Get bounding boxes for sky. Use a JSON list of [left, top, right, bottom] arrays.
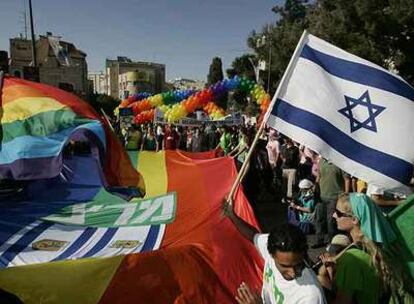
[[0, 0, 280, 81]]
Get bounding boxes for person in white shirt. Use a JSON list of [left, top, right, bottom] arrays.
[[223, 201, 326, 304], [366, 184, 405, 207]]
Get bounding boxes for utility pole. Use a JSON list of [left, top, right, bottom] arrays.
[[28, 0, 37, 67], [267, 42, 271, 93], [23, 0, 28, 39], [247, 57, 260, 84]]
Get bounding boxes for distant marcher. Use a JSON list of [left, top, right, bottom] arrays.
[[126, 125, 142, 150], [266, 129, 282, 192], [218, 126, 232, 155], [163, 124, 179, 150], [191, 128, 203, 152], [177, 126, 187, 150], [280, 138, 300, 199], [206, 125, 220, 150], [313, 159, 350, 248], [141, 127, 158, 151], [156, 124, 164, 150], [228, 129, 249, 170]]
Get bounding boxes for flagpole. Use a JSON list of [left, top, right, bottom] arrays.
[[0, 71, 4, 88], [227, 30, 309, 204], [100, 108, 115, 133], [0, 71, 4, 98], [0, 71, 4, 146]]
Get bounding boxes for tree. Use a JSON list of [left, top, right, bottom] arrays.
[[272, 0, 308, 24], [247, 0, 309, 94], [226, 54, 256, 81], [232, 89, 249, 110], [207, 57, 224, 85], [207, 57, 227, 109], [245, 100, 259, 117], [243, 0, 414, 95], [306, 0, 414, 84], [87, 93, 120, 118]]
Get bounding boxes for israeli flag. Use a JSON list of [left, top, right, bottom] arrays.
[[266, 31, 414, 193]]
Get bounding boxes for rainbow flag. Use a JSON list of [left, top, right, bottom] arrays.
[[0, 76, 144, 191], [0, 150, 263, 303]]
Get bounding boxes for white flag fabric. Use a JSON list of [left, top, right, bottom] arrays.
[[47, 36, 70, 67], [267, 32, 414, 193]]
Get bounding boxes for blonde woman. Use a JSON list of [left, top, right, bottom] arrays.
[[325, 193, 408, 304]]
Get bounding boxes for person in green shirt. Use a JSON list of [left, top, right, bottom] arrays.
[[228, 128, 249, 170], [217, 126, 232, 155], [320, 193, 405, 303], [313, 159, 351, 248], [126, 125, 142, 150]]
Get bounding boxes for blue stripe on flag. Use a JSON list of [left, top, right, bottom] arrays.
[[272, 99, 413, 184], [82, 228, 118, 258], [300, 44, 414, 102], [0, 121, 105, 165], [0, 221, 54, 267], [140, 225, 160, 252], [52, 227, 97, 261]]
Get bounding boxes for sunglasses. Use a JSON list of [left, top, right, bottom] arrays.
[[334, 208, 353, 218]]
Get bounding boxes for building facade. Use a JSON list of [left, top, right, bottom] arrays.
[[106, 57, 165, 99], [88, 71, 107, 94], [9, 33, 88, 96], [169, 77, 205, 91]]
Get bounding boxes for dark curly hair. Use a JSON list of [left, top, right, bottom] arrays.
[[267, 224, 308, 255]]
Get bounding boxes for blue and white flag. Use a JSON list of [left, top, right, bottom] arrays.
[[267, 31, 414, 193]]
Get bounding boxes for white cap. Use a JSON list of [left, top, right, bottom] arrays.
[[298, 179, 313, 189], [331, 234, 351, 247]]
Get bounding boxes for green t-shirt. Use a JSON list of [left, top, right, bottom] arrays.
[[219, 133, 231, 154], [126, 131, 141, 150], [299, 196, 315, 222], [336, 248, 380, 304], [319, 159, 345, 200], [236, 137, 248, 163]]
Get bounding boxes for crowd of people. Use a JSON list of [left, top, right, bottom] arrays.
[[118, 120, 413, 304], [121, 122, 256, 161], [226, 127, 412, 303]]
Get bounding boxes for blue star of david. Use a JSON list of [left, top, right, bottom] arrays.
[[338, 90, 386, 133]]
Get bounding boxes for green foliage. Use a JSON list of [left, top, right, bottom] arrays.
[[87, 93, 120, 118], [226, 54, 256, 81], [216, 92, 229, 111], [272, 0, 308, 24], [207, 57, 226, 109], [232, 89, 249, 108], [245, 100, 259, 116], [207, 57, 224, 86], [241, 0, 414, 94]]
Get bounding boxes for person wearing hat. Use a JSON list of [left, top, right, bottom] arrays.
[[325, 234, 351, 255], [288, 179, 317, 234], [319, 193, 412, 303], [314, 234, 352, 302], [315, 235, 351, 287]]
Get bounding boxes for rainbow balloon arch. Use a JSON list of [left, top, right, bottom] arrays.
[[118, 76, 271, 124]]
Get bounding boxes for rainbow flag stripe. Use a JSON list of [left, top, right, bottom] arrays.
[[0, 76, 143, 191], [0, 151, 263, 303]]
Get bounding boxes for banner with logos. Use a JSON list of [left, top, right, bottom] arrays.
[[154, 109, 242, 127]]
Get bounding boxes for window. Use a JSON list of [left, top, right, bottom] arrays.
[[58, 82, 74, 92]]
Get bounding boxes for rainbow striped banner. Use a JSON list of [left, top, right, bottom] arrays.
[[0, 151, 263, 303], [0, 76, 144, 191]]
